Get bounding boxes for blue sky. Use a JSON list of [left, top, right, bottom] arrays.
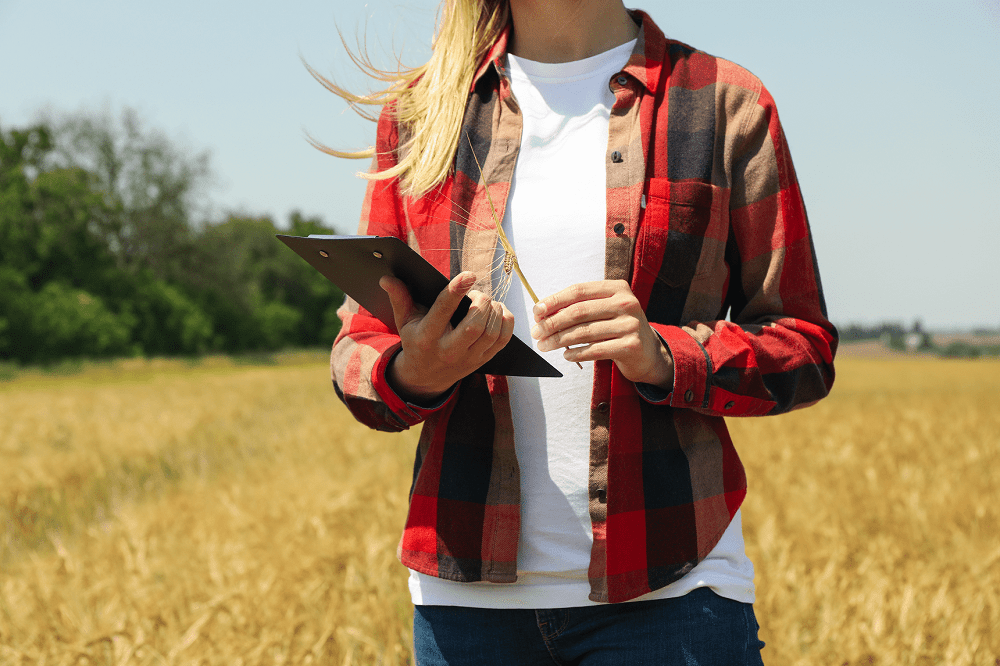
[[1, 0, 998, 329]]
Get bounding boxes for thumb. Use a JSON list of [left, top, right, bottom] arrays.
[[380, 275, 421, 334]]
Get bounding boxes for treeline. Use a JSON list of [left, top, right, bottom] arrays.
[[840, 321, 1000, 358], [0, 109, 344, 365], [838, 322, 912, 343]]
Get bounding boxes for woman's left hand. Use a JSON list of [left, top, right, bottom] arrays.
[[530, 280, 674, 389]]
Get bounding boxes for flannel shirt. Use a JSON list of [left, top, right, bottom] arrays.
[[331, 10, 837, 604]]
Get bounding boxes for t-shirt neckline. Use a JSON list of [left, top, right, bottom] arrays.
[[507, 39, 637, 82]]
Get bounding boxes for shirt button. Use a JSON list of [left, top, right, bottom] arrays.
[[684, 389, 695, 403], [611, 150, 623, 163], [613, 223, 625, 235], [597, 401, 610, 413], [616, 75, 628, 86], [724, 401, 736, 410]]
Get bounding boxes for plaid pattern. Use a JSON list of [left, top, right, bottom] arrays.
[[331, 10, 837, 603]]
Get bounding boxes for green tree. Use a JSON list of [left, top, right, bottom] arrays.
[[105, 272, 214, 356], [0, 117, 215, 362], [0, 122, 133, 362], [0, 268, 135, 363], [185, 215, 302, 352], [1, 112, 343, 363], [0, 125, 49, 272], [46, 107, 209, 282], [180, 211, 345, 352]]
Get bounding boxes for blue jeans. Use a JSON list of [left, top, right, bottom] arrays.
[[413, 587, 766, 665]]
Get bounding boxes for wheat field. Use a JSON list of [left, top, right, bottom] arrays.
[[1, 353, 998, 665]]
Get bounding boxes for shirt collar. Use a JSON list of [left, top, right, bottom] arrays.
[[470, 9, 667, 94], [471, 23, 511, 92], [621, 9, 666, 94]]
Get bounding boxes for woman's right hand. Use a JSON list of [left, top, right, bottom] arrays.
[[381, 271, 515, 403]]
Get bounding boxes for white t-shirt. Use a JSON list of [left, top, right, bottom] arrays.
[[410, 40, 755, 608]]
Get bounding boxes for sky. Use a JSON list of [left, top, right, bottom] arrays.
[[1, 0, 998, 329]]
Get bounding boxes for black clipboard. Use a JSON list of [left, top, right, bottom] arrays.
[[277, 234, 562, 378]]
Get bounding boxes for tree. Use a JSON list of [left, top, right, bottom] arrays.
[[177, 211, 345, 352], [45, 107, 210, 281], [0, 117, 216, 362], [0, 122, 134, 362], [1, 111, 343, 363], [183, 215, 301, 352]]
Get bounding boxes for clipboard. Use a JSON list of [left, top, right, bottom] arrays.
[[276, 234, 562, 378]]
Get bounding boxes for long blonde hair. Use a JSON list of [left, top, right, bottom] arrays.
[[308, 0, 509, 198]]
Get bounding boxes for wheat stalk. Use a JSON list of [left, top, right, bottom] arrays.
[[466, 134, 581, 369], [466, 134, 539, 303]]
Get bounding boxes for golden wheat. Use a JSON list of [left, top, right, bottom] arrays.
[[0, 354, 997, 664], [734, 357, 1000, 665], [2, 357, 418, 665]]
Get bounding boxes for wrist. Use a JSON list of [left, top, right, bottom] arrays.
[[642, 332, 675, 389], [386, 352, 453, 404]]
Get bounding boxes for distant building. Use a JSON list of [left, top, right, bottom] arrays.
[[904, 320, 933, 353]]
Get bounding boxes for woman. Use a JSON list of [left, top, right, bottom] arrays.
[[323, 0, 837, 663]]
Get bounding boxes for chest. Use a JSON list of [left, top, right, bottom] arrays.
[[401, 82, 730, 325]]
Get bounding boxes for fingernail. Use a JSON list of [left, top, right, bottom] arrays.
[[530, 324, 541, 340], [459, 273, 476, 289], [532, 302, 546, 319]]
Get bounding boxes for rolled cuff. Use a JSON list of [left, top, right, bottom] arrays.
[[371, 343, 458, 426], [646, 324, 711, 409]]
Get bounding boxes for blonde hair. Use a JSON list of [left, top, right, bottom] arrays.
[[308, 0, 509, 197]]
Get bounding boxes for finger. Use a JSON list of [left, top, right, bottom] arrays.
[[468, 300, 505, 357], [483, 303, 516, 359], [422, 272, 477, 339], [536, 318, 625, 351], [532, 280, 624, 322], [683, 320, 714, 343], [484, 302, 504, 337], [531, 295, 617, 342], [448, 290, 492, 350], [560, 338, 627, 364], [380, 275, 422, 333]]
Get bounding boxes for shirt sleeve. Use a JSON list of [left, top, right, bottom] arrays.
[[330, 106, 458, 432], [644, 83, 837, 417]]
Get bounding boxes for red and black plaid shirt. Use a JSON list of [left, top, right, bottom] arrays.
[[331, 11, 837, 603]]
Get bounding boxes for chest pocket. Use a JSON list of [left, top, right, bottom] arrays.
[[637, 179, 723, 288]]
